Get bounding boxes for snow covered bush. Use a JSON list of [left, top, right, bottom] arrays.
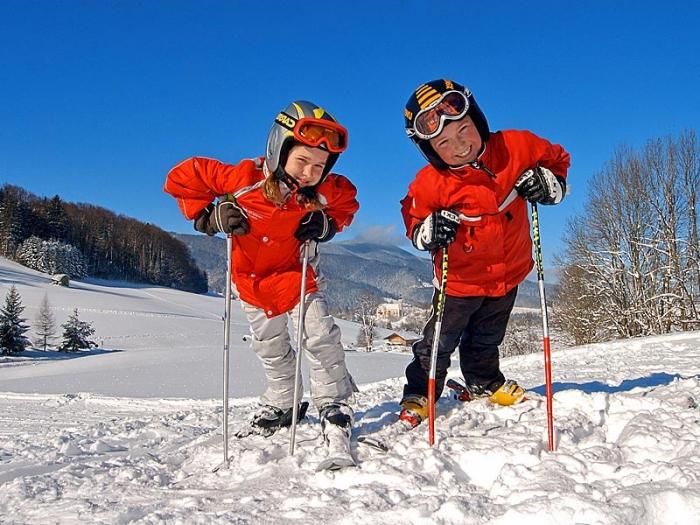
[[16, 236, 86, 277]]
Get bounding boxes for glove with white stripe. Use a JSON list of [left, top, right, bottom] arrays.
[[294, 210, 337, 242], [412, 209, 461, 251], [193, 200, 249, 236], [514, 166, 566, 205]]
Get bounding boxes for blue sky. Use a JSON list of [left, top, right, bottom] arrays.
[[2, 1, 699, 270]]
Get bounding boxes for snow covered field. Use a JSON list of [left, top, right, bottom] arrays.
[[2, 258, 700, 524]]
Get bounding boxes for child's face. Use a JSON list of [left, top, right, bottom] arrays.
[[429, 116, 482, 166], [284, 144, 330, 187]]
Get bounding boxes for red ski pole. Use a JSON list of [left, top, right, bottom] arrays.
[[531, 202, 555, 451], [428, 248, 449, 446]]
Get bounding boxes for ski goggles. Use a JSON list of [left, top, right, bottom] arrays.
[[275, 112, 348, 153], [411, 90, 469, 140]]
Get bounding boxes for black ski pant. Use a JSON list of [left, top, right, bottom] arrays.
[[403, 286, 518, 401]]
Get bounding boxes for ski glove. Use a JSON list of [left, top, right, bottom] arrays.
[[294, 210, 337, 242], [514, 166, 566, 205], [193, 200, 250, 236], [412, 209, 461, 251]]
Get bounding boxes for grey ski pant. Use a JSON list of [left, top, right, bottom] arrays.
[[241, 292, 355, 410]]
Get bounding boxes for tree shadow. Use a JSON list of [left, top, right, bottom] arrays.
[[0, 266, 45, 289], [2, 347, 122, 364], [530, 372, 688, 396]]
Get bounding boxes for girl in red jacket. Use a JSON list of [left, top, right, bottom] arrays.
[[164, 101, 358, 442], [398, 79, 570, 428]]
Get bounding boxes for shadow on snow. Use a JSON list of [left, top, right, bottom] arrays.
[[1, 348, 122, 365], [531, 371, 693, 396]]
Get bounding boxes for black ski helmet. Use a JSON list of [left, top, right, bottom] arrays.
[[265, 100, 346, 190], [404, 79, 490, 170]]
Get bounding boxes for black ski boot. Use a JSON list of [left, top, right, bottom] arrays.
[[236, 401, 309, 438], [320, 403, 353, 439]]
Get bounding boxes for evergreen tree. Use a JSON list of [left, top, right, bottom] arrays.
[[35, 293, 57, 351], [0, 191, 30, 256], [59, 309, 96, 352], [45, 195, 70, 241], [0, 286, 31, 355]]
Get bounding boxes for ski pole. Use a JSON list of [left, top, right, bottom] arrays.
[[531, 202, 555, 452], [214, 234, 234, 472], [289, 240, 311, 455], [428, 247, 449, 446]]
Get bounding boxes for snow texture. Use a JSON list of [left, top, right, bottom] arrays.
[[2, 257, 700, 524]]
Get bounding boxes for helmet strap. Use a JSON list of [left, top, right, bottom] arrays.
[[274, 166, 300, 192], [297, 185, 318, 201], [273, 165, 319, 201]]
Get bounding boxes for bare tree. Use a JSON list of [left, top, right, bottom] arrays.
[[354, 291, 380, 351], [555, 130, 700, 343], [35, 293, 57, 351]]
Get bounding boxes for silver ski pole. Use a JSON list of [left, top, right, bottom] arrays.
[[289, 240, 310, 455], [214, 234, 234, 472]]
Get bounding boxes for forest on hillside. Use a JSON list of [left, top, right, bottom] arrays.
[[0, 184, 207, 293]]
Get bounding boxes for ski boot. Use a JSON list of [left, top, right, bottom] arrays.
[[317, 403, 355, 471], [488, 379, 526, 406], [237, 401, 309, 438], [449, 378, 526, 406], [399, 394, 429, 428]]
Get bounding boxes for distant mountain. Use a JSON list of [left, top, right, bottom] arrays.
[[173, 233, 554, 313]]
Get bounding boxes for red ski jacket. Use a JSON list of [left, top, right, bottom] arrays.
[[400, 130, 570, 298], [164, 157, 359, 317]]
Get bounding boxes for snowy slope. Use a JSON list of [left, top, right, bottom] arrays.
[[0, 257, 407, 398], [2, 258, 700, 524]]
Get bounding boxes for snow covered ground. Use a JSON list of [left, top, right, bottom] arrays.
[[2, 257, 700, 524]]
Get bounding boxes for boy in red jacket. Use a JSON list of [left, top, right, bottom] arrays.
[[399, 79, 570, 427], [164, 101, 358, 447]]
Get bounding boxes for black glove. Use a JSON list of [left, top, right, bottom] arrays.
[[193, 200, 249, 236], [514, 166, 566, 205], [294, 211, 337, 242], [412, 209, 461, 251]]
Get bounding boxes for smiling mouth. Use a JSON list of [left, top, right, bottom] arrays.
[[456, 145, 472, 158]]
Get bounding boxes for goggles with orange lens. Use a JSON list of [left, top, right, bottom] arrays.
[[412, 90, 469, 140], [276, 112, 348, 153]]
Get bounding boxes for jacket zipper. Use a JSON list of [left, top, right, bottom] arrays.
[[469, 160, 496, 179]]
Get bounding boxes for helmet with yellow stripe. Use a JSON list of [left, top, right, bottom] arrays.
[[404, 79, 489, 170], [265, 100, 347, 190]]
